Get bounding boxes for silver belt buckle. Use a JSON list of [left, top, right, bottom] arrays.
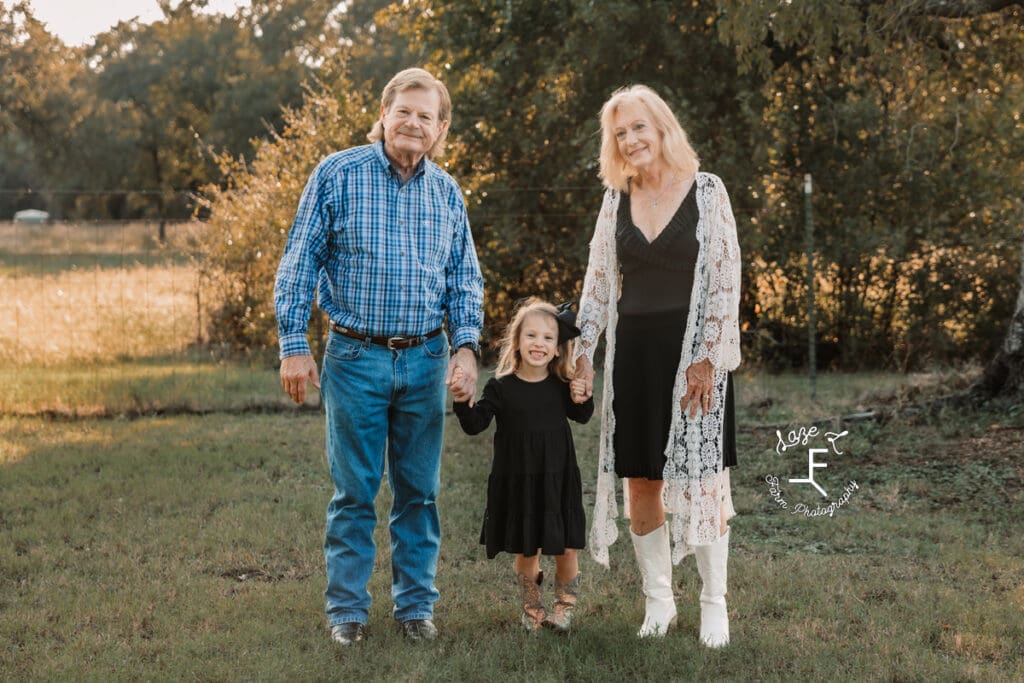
[[387, 336, 404, 350]]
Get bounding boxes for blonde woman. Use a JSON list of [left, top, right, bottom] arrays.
[[453, 299, 594, 632], [573, 85, 741, 646]]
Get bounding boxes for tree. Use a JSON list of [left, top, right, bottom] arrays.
[[195, 0, 1023, 376], [718, 0, 1024, 370], [195, 83, 374, 356], [977, 231, 1024, 398], [404, 0, 763, 342], [0, 1, 90, 216]]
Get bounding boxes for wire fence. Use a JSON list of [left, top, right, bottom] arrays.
[[0, 219, 299, 416], [0, 175, 771, 418]]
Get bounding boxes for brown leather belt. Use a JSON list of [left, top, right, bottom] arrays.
[[329, 321, 443, 350]]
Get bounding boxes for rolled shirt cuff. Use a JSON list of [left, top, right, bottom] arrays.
[[449, 327, 480, 351], [279, 333, 312, 360]]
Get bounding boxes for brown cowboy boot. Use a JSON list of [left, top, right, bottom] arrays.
[[516, 570, 546, 631], [543, 573, 580, 632]]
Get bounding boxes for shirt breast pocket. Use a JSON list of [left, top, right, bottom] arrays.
[[332, 213, 377, 260], [416, 210, 453, 270]]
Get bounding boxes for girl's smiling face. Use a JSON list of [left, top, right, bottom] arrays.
[[517, 313, 559, 371]]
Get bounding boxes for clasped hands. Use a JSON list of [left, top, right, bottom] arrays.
[[570, 355, 715, 416], [446, 347, 479, 406]]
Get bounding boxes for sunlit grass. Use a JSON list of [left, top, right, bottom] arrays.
[[1, 403, 1021, 680], [0, 357, 300, 416], [0, 221, 205, 367], [1, 262, 202, 365]]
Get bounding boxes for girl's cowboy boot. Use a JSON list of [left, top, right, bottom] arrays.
[[543, 573, 580, 632], [630, 523, 678, 637], [516, 570, 546, 631]]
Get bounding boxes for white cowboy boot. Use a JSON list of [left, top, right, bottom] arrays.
[[694, 528, 730, 648], [630, 524, 677, 637]]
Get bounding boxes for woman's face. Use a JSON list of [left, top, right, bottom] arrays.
[[611, 100, 662, 171]]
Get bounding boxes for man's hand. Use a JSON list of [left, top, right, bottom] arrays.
[[446, 347, 478, 406], [573, 355, 595, 402], [280, 354, 320, 404]]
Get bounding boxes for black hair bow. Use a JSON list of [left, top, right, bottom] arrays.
[[555, 301, 582, 344]]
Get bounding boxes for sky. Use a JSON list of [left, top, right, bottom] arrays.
[[28, 0, 247, 46]]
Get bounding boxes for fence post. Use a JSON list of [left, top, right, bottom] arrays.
[[804, 173, 817, 399]]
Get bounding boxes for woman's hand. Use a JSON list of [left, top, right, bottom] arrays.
[[569, 378, 589, 404], [681, 358, 714, 418], [573, 355, 595, 402]]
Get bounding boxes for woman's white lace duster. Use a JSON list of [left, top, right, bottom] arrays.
[[574, 172, 741, 567]]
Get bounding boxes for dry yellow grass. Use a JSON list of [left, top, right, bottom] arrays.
[[0, 263, 201, 364], [0, 221, 204, 365]]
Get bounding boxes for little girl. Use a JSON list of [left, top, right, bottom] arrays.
[[452, 298, 594, 632]]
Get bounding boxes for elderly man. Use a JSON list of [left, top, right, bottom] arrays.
[[274, 68, 483, 645]]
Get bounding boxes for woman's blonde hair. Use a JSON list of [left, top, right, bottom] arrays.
[[494, 298, 575, 382], [368, 67, 452, 158], [598, 84, 700, 191]]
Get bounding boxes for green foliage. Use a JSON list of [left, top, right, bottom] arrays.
[[5, 0, 1022, 369], [404, 0, 763, 342], [195, 83, 374, 357], [0, 2, 88, 216], [85, 0, 338, 220], [718, 0, 1024, 368]]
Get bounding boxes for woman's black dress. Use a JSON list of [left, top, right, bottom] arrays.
[[454, 374, 594, 558], [612, 183, 738, 480]]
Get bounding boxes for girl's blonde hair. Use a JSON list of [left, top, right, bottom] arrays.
[[598, 84, 700, 191], [494, 298, 575, 382]]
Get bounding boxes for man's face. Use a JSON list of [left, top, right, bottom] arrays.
[[380, 87, 447, 161]]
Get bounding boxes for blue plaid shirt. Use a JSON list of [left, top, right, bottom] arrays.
[[274, 142, 484, 359]]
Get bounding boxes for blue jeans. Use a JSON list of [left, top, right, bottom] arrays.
[[320, 330, 449, 626]]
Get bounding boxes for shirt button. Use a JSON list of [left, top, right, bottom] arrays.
[[400, 250, 406, 256]]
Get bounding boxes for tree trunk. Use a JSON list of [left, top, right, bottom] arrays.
[[975, 229, 1024, 398]]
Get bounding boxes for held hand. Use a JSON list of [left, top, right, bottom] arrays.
[[280, 354, 320, 405], [681, 358, 714, 419], [569, 378, 589, 404], [573, 355, 595, 401], [446, 347, 479, 407]]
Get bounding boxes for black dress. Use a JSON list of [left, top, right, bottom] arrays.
[[613, 184, 738, 480], [454, 374, 594, 558]]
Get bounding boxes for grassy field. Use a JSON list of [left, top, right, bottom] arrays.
[[0, 221, 201, 366], [3, 221, 1023, 680], [2, 376, 1022, 681]]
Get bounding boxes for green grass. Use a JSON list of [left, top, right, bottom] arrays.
[[2, 389, 1022, 681], [3, 225, 1021, 679], [0, 356, 301, 416]]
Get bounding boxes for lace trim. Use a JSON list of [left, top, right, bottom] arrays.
[[575, 172, 742, 567]]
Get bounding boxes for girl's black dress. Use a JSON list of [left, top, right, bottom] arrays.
[[454, 374, 594, 559]]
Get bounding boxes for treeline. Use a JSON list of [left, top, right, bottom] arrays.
[[0, 0, 410, 220], [5, 1, 1023, 370]]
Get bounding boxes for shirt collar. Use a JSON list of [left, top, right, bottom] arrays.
[[373, 140, 432, 182]]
